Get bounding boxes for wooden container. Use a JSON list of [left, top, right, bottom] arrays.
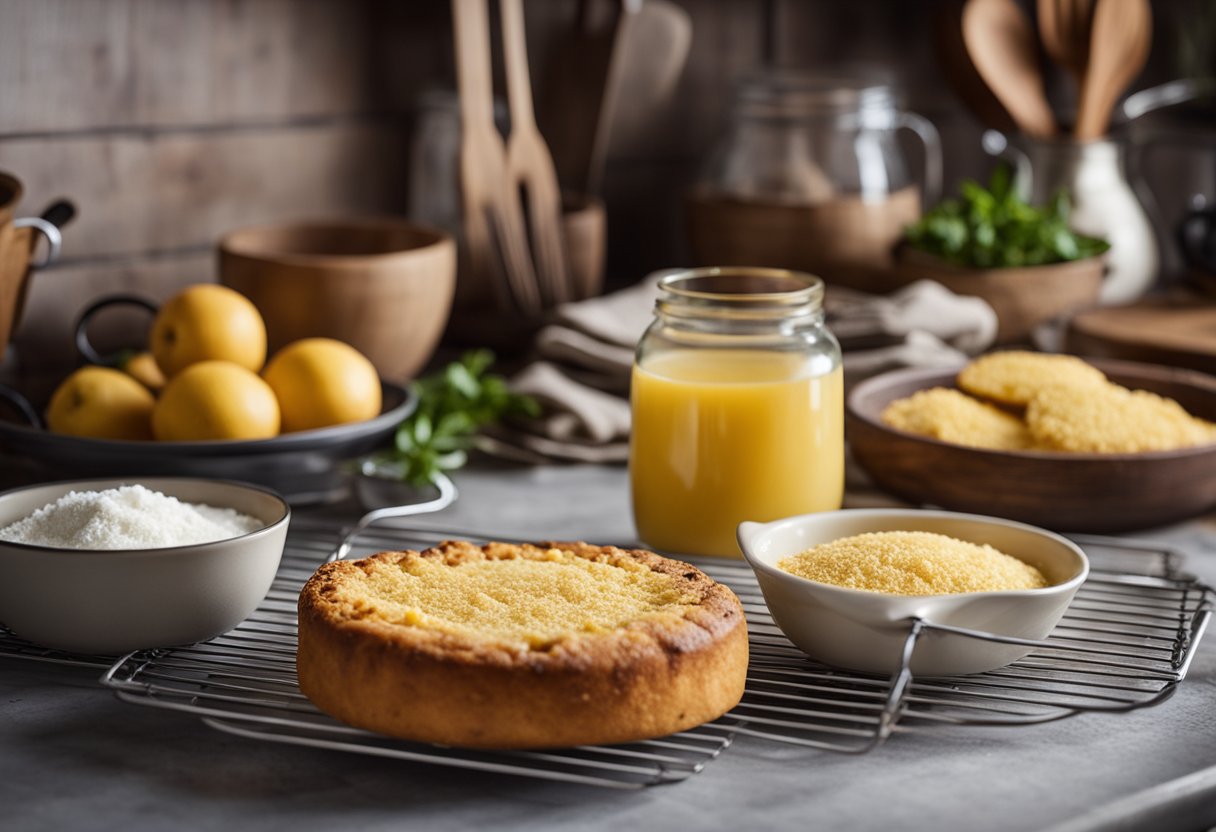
[[0, 173, 33, 358], [847, 359, 1216, 533], [685, 187, 920, 293], [890, 248, 1106, 344], [219, 219, 456, 382], [446, 195, 606, 352]]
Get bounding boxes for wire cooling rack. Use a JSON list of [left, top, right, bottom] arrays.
[[0, 625, 116, 669], [9, 520, 1211, 789]]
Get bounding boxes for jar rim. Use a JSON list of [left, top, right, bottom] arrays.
[[657, 267, 824, 308]]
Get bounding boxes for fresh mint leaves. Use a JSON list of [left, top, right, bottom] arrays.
[[383, 350, 539, 486], [904, 165, 1110, 268]]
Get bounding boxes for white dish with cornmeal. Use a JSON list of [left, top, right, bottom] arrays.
[[737, 509, 1088, 676], [0, 477, 290, 653]]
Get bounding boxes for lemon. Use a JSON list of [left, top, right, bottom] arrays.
[[47, 366, 155, 441], [262, 338, 382, 432], [150, 284, 267, 378], [152, 360, 280, 441], [121, 350, 167, 391]]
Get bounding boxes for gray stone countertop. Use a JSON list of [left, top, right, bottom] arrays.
[[4, 462, 1216, 832]]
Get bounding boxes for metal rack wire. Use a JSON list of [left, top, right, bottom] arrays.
[[7, 519, 1211, 788], [0, 624, 116, 669]]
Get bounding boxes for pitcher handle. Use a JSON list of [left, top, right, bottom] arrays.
[[1121, 78, 1216, 122], [13, 217, 62, 269], [896, 111, 943, 207]]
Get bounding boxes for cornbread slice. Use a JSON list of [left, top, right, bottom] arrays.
[[881, 387, 1035, 450], [297, 541, 748, 749], [958, 351, 1108, 407], [778, 531, 1048, 595], [1026, 383, 1216, 453]]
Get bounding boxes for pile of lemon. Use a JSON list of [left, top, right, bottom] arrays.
[[47, 285, 382, 442]]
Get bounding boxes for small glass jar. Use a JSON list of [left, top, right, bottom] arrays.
[[629, 268, 843, 558]]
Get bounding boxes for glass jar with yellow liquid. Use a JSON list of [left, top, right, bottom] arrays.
[[630, 268, 843, 557]]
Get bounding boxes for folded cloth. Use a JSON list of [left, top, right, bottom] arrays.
[[493, 273, 998, 464]]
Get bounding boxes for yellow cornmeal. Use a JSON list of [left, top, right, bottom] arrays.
[[1027, 383, 1216, 453], [957, 351, 1109, 407], [880, 387, 1034, 450], [331, 549, 697, 647], [777, 531, 1048, 595]]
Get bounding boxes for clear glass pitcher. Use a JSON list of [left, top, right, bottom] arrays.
[[688, 71, 941, 291]]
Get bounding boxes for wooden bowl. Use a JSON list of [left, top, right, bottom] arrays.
[[219, 219, 456, 382], [847, 358, 1216, 533], [891, 249, 1105, 344]]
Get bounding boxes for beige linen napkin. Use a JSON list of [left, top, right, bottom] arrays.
[[488, 274, 998, 464]]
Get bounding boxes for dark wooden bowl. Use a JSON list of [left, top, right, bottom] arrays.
[[847, 359, 1216, 533]]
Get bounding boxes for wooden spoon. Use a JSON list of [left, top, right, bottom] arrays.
[[1037, 0, 1095, 88], [500, 0, 571, 307], [963, 0, 1057, 138], [1075, 0, 1151, 141]]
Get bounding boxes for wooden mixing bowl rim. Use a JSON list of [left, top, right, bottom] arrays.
[[847, 359, 1216, 463], [219, 218, 454, 267]]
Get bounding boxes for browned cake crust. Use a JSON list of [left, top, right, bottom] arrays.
[[296, 540, 749, 749]]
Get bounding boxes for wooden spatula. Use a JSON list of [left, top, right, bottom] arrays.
[[537, 0, 641, 196], [501, 0, 571, 307], [1075, 0, 1151, 140], [452, 0, 542, 315], [934, 0, 1018, 132], [963, 0, 1057, 138]]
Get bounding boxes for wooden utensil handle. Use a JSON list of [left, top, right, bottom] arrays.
[[451, 0, 496, 129], [500, 0, 537, 133]]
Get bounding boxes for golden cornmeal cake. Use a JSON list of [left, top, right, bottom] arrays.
[[296, 540, 749, 749], [880, 387, 1035, 450], [957, 351, 1109, 407], [1026, 383, 1216, 453]]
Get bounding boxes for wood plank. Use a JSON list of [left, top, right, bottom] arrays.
[[9, 251, 214, 373], [0, 0, 376, 134], [0, 123, 408, 261]]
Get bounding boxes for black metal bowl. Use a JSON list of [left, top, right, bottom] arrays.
[[0, 382, 414, 505]]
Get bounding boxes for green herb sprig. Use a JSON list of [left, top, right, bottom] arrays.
[[382, 350, 539, 486], [904, 164, 1110, 269]]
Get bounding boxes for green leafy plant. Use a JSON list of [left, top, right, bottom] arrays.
[[904, 164, 1110, 268], [377, 350, 539, 486]]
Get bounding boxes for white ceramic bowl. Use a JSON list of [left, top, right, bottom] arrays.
[[737, 509, 1089, 676], [0, 477, 290, 654]]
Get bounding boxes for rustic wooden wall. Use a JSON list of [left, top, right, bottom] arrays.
[[1, 0, 1210, 376]]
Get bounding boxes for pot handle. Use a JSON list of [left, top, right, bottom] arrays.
[[74, 293, 159, 366], [896, 111, 943, 207], [1178, 208, 1216, 272], [13, 216, 62, 269], [0, 383, 43, 430]]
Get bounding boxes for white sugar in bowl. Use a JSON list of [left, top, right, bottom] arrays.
[[0, 477, 289, 654]]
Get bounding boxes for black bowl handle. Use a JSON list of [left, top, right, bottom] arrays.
[[0, 383, 43, 430], [74, 293, 160, 366]]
